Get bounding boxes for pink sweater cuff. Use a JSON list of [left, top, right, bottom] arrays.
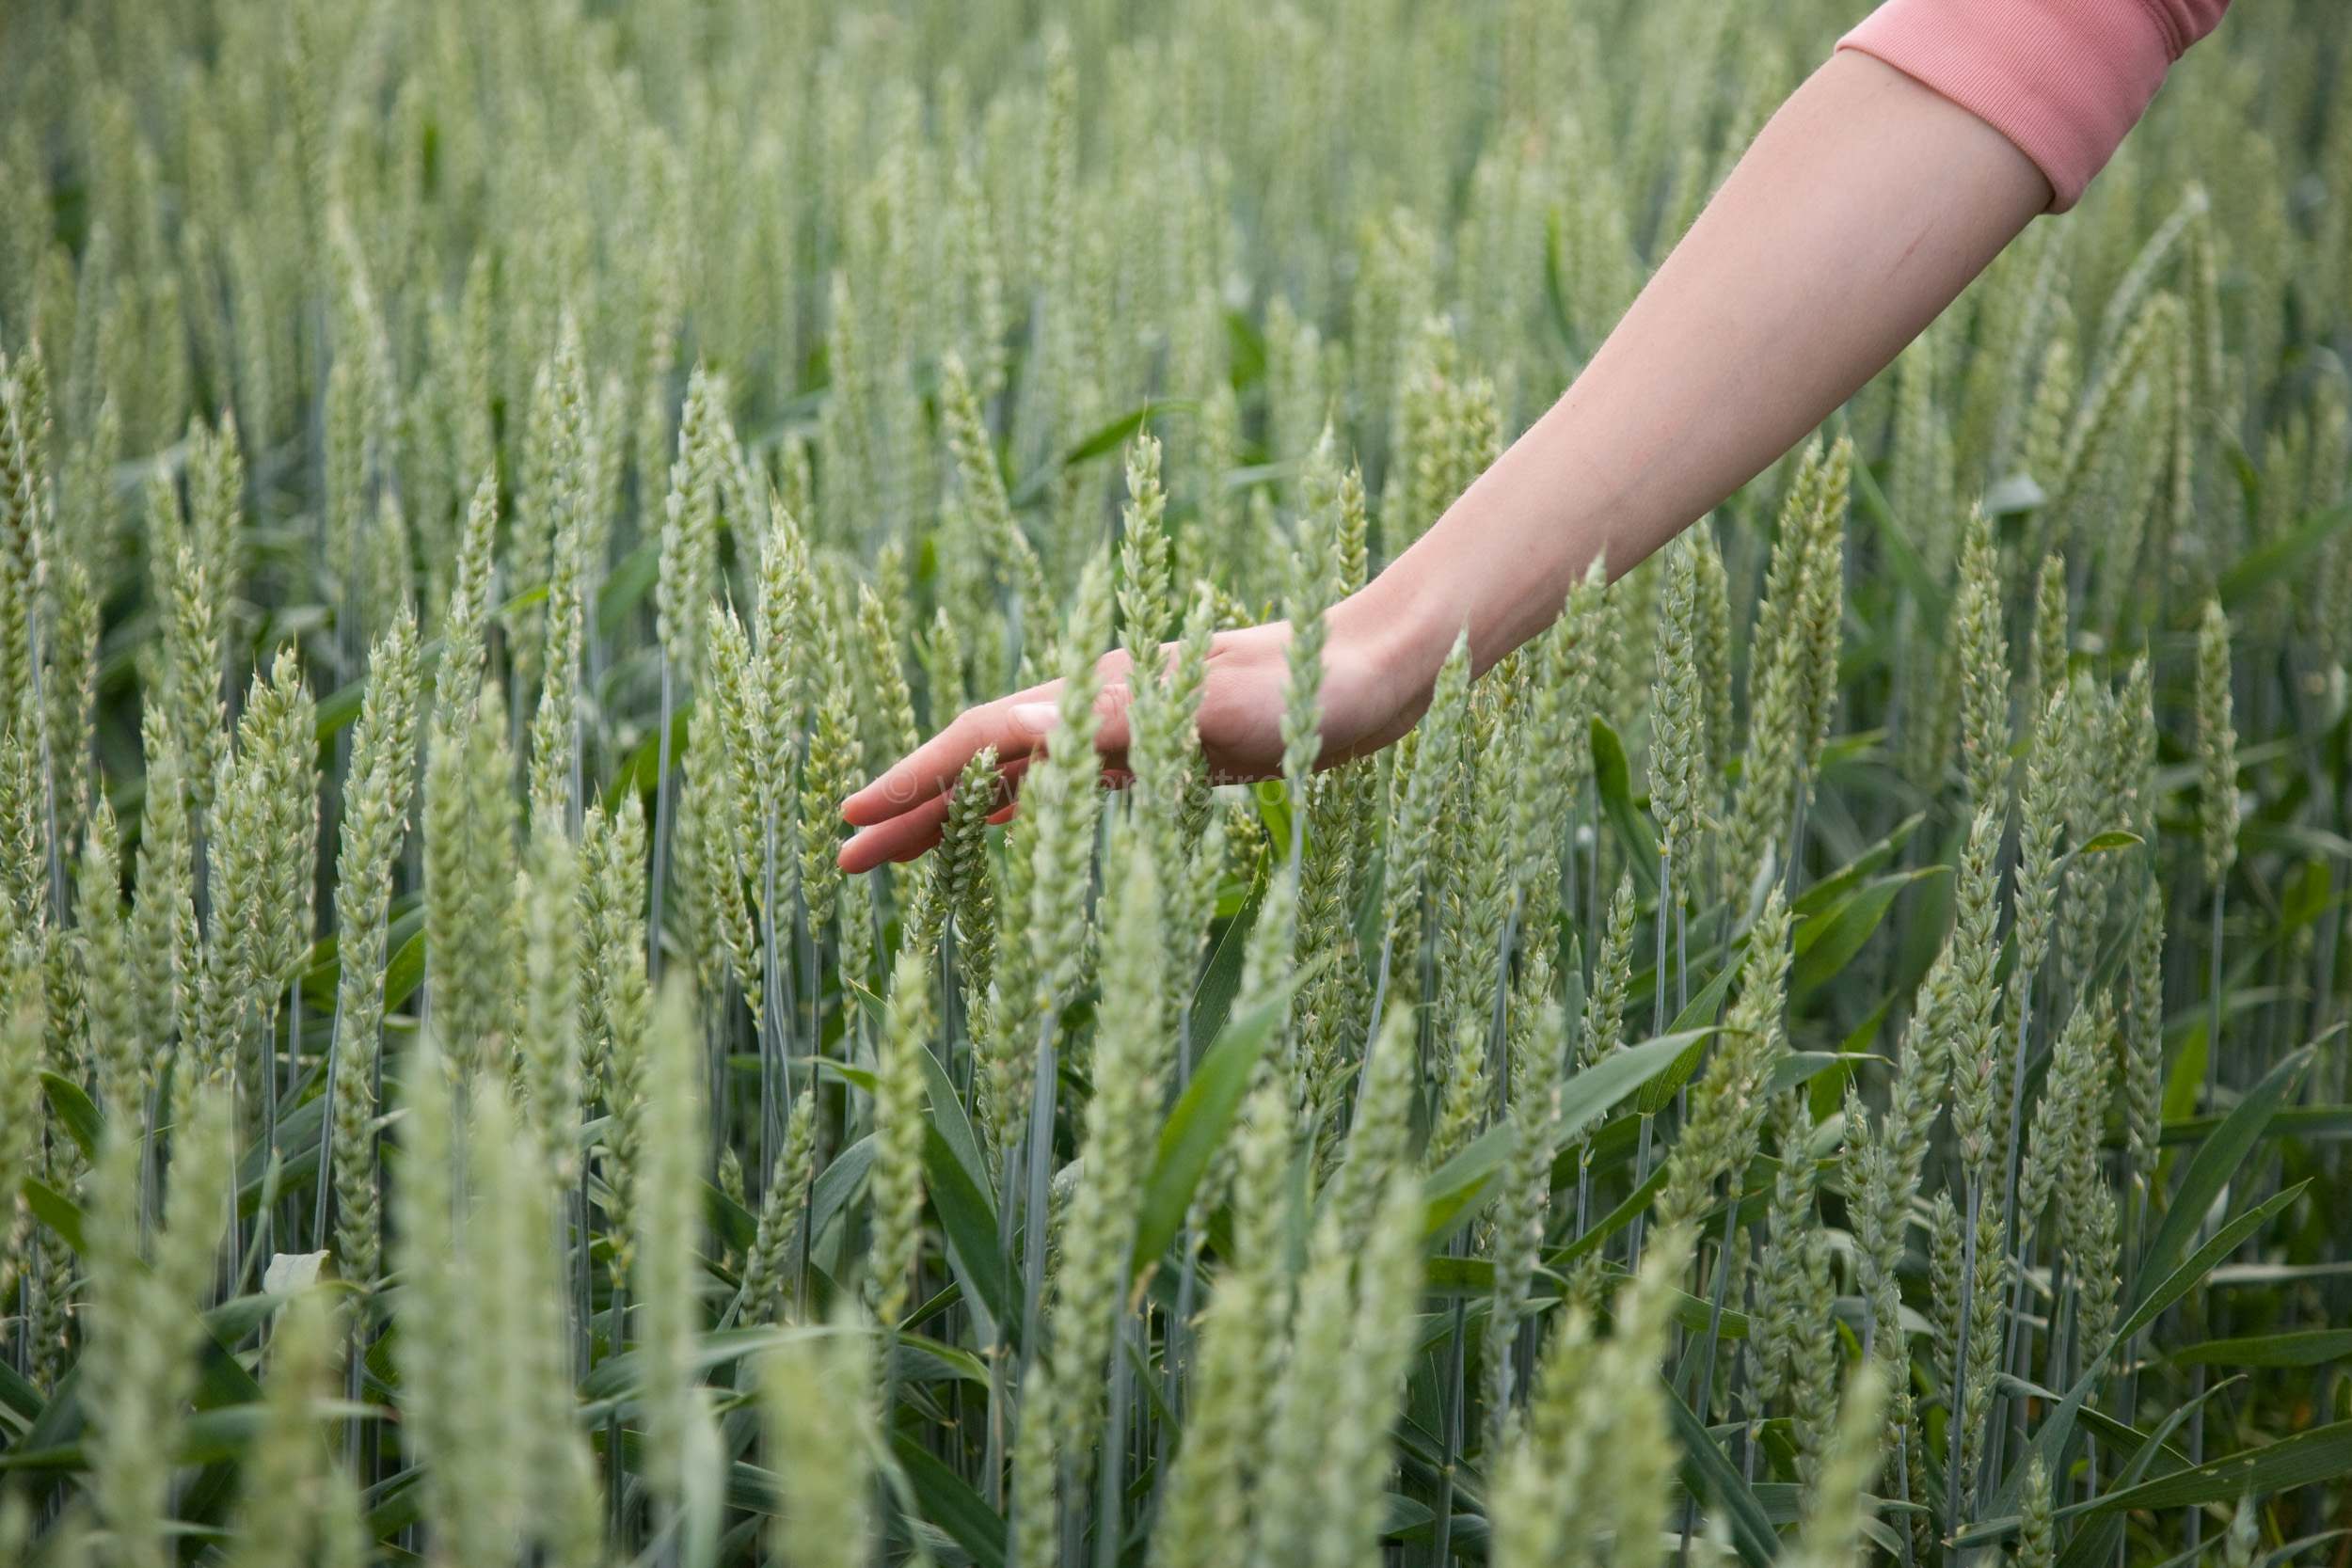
[[1838, 0, 2227, 212]]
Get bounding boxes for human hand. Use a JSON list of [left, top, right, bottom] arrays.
[[835, 606, 1442, 872]]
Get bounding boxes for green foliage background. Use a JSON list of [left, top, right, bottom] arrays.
[[0, 2, 2350, 1566]]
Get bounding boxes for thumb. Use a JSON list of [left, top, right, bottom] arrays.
[[1012, 681, 1136, 765]]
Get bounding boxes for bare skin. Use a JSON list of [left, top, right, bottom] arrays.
[[839, 49, 2052, 871]]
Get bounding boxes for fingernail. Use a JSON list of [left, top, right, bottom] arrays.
[[1011, 702, 1057, 736]]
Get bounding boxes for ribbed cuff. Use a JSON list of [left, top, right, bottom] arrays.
[[1837, 0, 2177, 212]]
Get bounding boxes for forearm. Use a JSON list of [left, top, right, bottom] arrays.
[[1339, 49, 2051, 711]]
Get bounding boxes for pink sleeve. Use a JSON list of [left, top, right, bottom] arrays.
[[1837, 0, 2231, 212]]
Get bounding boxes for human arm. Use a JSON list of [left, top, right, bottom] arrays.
[[839, 20, 2191, 870]]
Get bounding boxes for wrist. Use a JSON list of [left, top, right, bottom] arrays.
[[1324, 566, 1465, 747]]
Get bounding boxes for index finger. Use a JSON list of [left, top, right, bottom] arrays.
[[840, 686, 1062, 829], [838, 755, 1030, 873]]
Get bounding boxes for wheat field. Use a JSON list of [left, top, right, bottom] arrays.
[[0, 2, 2349, 1566]]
